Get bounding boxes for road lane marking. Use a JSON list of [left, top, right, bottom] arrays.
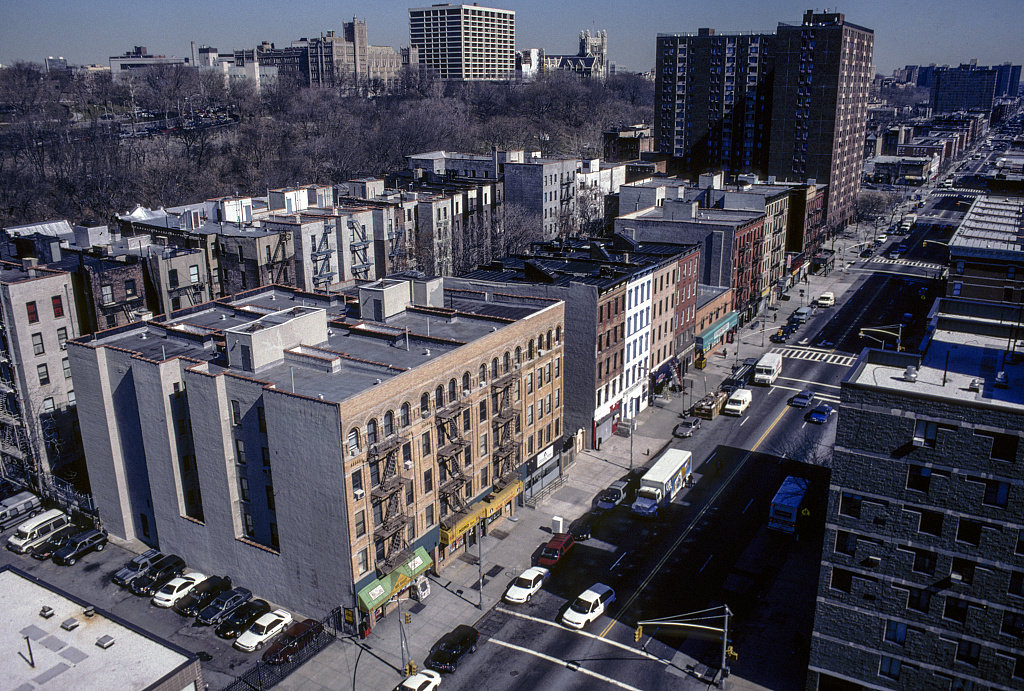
[[488, 638, 644, 691], [739, 418, 747, 426], [742, 499, 753, 514], [611, 552, 628, 570], [598, 405, 791, 639], [698, 555, 713, 574], [494, 607, 668, 664], [777, 377, 841, 389]]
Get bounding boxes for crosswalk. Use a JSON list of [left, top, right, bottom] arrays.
[[864, 257, 945, 271], [770, 346, 856, 368]]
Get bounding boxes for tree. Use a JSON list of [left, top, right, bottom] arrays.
[[496, 203, 542, 256]]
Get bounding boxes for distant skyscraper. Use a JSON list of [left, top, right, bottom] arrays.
[[931, 65, 998, 113], [992, 63, 1021, 98], [409, 3, 515, 81], [768, 10, 873, 231]]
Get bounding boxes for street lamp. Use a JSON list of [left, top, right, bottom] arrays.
[[859, 324, 904, 351]]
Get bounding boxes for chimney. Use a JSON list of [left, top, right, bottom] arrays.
[[22, 257, 38, 278]]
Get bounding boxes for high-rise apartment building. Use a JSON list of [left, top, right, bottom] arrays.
[[654, 29, 775, 178], [931, 64, 999, 113], [768, 11, 873, 230], [808, 298, 1024, 689], [409, 4, 515, 81]]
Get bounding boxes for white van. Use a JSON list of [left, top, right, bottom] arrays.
[[753, 353, 783, 385], [0, 491, 42, 530], [7, 509, 71, 554], [723, 389, 752, 416], [817, 292, 835, 308]]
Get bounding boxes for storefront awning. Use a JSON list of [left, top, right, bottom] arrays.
[[439, 504, 486, 546], [483, 480, 523, 517], [695, 311, 738, 350], [357, 546, 433, 611]]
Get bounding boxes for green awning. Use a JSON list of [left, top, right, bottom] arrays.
[[357, 546, 433, 611]]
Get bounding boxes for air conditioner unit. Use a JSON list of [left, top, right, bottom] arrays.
[[353, 488, 365, 500], [404, 459, 413, 470], [421, 409, 431, 419], [60, 343, 67, 350], [462, 389, 471, 398]]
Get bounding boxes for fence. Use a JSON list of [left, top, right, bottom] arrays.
[[220, 607, 343, 691]]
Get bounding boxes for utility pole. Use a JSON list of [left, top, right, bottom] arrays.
[[476, 522, 484, 609]]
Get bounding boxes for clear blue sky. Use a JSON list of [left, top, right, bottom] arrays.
[[2, 0, 1022, 74]]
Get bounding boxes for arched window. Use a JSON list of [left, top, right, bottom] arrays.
[[448, 379, 457, 402], [383, 411, 394, 436], [366, 419, 378, 445], [503, 352, 511, 373], [491, 358, 499, 377], [556, 325, 562, 344], [435, 385, 445, 408], [420, 393, 430, 416], [347, 428, 360, 456], [515, 346, 522, 365], [546, 330, 553, 349], [462, 372, 471, 392], [528, 339, 535, 359], [479, 364, 487, 384], [400, 403, 410, 427]]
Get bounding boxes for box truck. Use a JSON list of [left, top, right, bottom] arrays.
[[631, 449, 692, 518], [753, 353, 783, 385]]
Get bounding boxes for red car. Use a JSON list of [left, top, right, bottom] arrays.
[[261, 619, 324, 665]]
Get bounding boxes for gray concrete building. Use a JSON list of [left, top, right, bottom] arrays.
[[410, 3, 516, 81], [69, 279, 564, 622], [947, 196, 1024, 305], [809, 298, 1024, 689]]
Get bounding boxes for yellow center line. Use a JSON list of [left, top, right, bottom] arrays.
[[598, 404, 791, 639]]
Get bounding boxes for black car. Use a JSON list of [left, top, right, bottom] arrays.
[[174, 575, 232, 617], [216, 599, 271, 639], [129, 554, 186, 596], [53, 529, 107, 566], [425, 624, 479, 673], [196, 586, 253, 626], [29, 526, 76, 560]]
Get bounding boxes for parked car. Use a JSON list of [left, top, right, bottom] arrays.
[[394, 669, 442, 691], [197, 586, 253, 626], [595, 480, 629, 513], [425, 624, 479, 673], [262, 618, 325, 664], [860, 248, 874, 258], [504, 566, 550, 604], [769, 329, 788, 343], [537, 532, 574, 567], [216, 599, 271, 639], [29, 526, 76, 560], [235, 608, 292, 652], [53, 529, 107, 566], [789, 390, 815, 408], [807, 403, 835, 424], [152, 572, 206, 608], [174, 575, 232, 617], [112, 549, 163, 588], [816, 291, 835, 307], [561, 583, 616, 630], [672, 417, 702, 437], [130, 554, 186, 596], [569, 518, 592, 542]]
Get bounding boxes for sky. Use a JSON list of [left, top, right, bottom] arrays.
[[2, 0, 1022, 75]]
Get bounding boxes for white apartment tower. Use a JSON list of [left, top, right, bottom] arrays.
[[409, 4, 516, 81]]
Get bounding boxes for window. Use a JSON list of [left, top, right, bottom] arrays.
[[835, 530, 857, 556], [231, 400, 241, 425], [425, 503, 435, 527], [400, 403, 410, 427], [913, 420, 937, 447], [351, 469, 363, 497], [51, 295, 64, 318], [26, 301, 38, 323], [951, 558, 975, 585], [974, 430, 1018, 462], [1018, 529, 1024, 555], [105, 314, 116, 328], [235, 439, 246, 465], [125, 279, 137, 297], [258, 406, 266, 433], [101, 285, 114, 304], [944, 597, 969, 623], [1005, 611, 1024, 638], [919, 509, 943, 536], [243, 512, 254, 536], [357, 548, 369, 575], [168, 269, 179, 288], [424, 468, 433, 493], [884, 620, 907, 645], [383, 411, 394, 436], [879, 656, 901, 680], [957, 519, 982, 545], [57, 327, 67, 348], [67, 390, 75, 406], [479, 400, 487, 421], [912, 549, 936, 575], [906, 465, 931, 492], [366, 419, 378, 445], [262, 447, 270, 469], [37, 364, 49, 386], [983, 480, 1009, 508], [480, 432, 487, 456], [422, 432, 431, 456], [527, 373, 533, 394], [480, 465, 489, 489], [31, 333, 44, 355], [955, 640, 980, 666], [189, 265, 200, 284], [839, 492, 862, 518], [830, 568, 853, 593], [1010, 571, 1024, 598], [347, 428, 360, 456], [907, 586, 931, 613]]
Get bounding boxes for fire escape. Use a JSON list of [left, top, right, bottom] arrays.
[[348, 219, 373, 279], [269, 232, 291, 284], [370, 429, 410, 573], [490, 366, 523, 488], [388, 220, 407, 272], [310, 225, 336, 290], [436, 394, 470, 537]]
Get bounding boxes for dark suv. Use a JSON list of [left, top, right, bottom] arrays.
[[174, 575, 232, 617], [129, 554, 186, 596], [216, 599, 271, 639], [53, 529, 107, 565], [30, 526, 76, 560], [112, 549, 163, 588], [425, 625, 479, 673]]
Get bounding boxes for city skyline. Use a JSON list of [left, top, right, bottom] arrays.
[[1, 0, 1022, 76]]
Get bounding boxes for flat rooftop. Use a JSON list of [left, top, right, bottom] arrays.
[[0, 261, 67, 285], [79, 282, 556, 404], [0, 567, 196, 690], [846, 298, 1024, 411], [949, 195, 1024, 258]]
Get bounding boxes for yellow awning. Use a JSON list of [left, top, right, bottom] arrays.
[[483, 480, 523, 517], [439, 504, 486, 546]]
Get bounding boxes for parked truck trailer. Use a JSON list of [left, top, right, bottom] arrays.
[[631, 449, 692, 518]]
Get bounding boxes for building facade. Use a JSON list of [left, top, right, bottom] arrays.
[[931, 65, 999, 114], [409, 4, 516, 81], [947, 196, 1024, 304]]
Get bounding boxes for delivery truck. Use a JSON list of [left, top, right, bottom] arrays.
[[753, 353, 783, 385], [631, 449, 692, 518]]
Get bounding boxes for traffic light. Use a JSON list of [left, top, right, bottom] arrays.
[[404, 660, 418, 676], [726, 646, 738, 661], [404, 612, 412, 624], [634, 625, 643, 642]]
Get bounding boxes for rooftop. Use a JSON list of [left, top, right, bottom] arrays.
[[0, 260, 67, 285], [949, 195, 1024, 258], [0, 567, 196, 690], [846, 298, 1024, 411]]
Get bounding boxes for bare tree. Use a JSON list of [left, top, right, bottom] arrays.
[[496, 203, 542, 256]]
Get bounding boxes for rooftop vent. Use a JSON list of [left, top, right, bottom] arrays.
[[61, 617, 80, 631], [903, 366, 918, 383], [423, 349, 431, 356], [96, 635, 115, 650], [995, 371, 1009, 388], [83, 606, 95, 617], [375, 378, 382, 385], [39, 606, 55, 619], [968, 378, 981, 392]]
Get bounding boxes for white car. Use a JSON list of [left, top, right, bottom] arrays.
[[151, 572, 206, 608], [393, 669, 442, 691], [235, 608, 293, 652], [503, 566, 550, 604], [561, 583, 615, 630]]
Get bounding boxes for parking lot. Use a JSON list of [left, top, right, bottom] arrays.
[[0, 520, 260, 690]]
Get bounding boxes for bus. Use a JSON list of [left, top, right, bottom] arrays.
[[768, 476, 809, 534]]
